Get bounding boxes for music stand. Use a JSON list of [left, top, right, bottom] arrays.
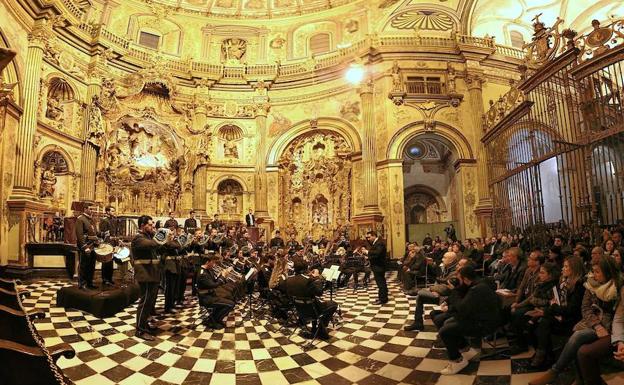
[[238, 268, 260, 324]]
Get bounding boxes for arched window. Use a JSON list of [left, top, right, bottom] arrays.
[[309, 33, 331, 55], [510, 30, 525, 49]]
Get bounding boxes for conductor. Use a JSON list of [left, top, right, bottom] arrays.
[[361, 231, 388, 305]]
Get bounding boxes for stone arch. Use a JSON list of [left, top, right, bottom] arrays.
[[0, 28, 21, 104], [213, 121, 251, 138], [44, 72, 82, 102], [267, 117, 362, 166], [387, 121, 474, 160], [404, 184, 448, 213], [36, 145, 75, 173], [210, 173, 250, 192]]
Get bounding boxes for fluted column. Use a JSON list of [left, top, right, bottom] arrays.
[[80, 76, 102, 202], [359, 79, 382, 214], [11, 26, 46, 198], [254, 103, 270, 217], [466, 74, 491, 206]]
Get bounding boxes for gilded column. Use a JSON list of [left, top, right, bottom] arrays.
[[80, 74, 102, 202], [466, 72, 492, 236], [254, 102, 271, 218], [359, 79, 382, 214], [11, 24, 47, 198]]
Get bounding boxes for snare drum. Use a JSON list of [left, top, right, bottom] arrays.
[[94, 243, 114, 263], [113, 246, 131, 264]]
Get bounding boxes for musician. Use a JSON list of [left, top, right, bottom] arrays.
[[209, 214, 223, 232], [317, 235, 329, 249], [163, 230, 182, 314], [222, 227, 236, 250], [286, 234, 300, 251], [237, 231, 255, 251], [76, 204, 98, 290], [131, 215, 175, 340], [174, 226, 191, 307], [270, 230, 285, 248], [164, 211, 178, 229], [283, 260, 337, 340], [98, 205, 118, 286], [245, 209, 256, 227], [184, 210, 199, 233], [361, 231, 388, 305], [197, 254, 235, 329]]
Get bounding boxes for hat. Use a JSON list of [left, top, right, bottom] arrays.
[[154, 228, 171, 245]]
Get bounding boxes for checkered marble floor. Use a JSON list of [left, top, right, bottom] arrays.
[[19, 273, 624, 385]]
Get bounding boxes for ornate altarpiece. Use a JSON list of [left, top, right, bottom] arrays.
[[277, 131, 352, 240], [94, 65, 210, 215]]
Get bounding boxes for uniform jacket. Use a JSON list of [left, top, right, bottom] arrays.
[[98, 215, 119, 238], [75, 214, 96, 249], [284, 274, 324, 298], [131, 232, 166, 283], [367, 238, 387, 271]]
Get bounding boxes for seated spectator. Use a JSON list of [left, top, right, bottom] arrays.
[[589, 246, 603, 272], [604, 239, 615, 256], [404, 253, 462, 331], [430, 260, 476, 330], [284, 260, 337, 340], [509, 262, 559, 355], [499, 247, 527, 291], [530, 256, 585, 368], [530, 256, 622, 385], [513, 250, 545, 308], [400, 246, 428, 291], [548, 246, 564, 269], [438, 265, 501, 375], [612, 247, 623, 272]]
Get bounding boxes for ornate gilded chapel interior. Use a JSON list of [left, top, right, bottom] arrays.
[[1, 1, 624, 385]]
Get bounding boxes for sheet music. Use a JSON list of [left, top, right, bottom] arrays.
[[312, 245, 319, 254], [245, 267, 257, 281], [552, 286, 561, 305], [321, 268, 333, 280]]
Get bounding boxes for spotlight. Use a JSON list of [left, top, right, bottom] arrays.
[[345, 63, 365, 85]]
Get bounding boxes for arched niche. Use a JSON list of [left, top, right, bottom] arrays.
[[36, 147, 75, 211], [42, 75, 82, 136], [387, 120, 474, 161], [267, 117, 362, 166], [0, 29, 21, 104], [217, 123, 244, 160], [217, 179, 244, 219]]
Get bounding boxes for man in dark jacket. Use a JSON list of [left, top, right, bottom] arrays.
[[98, 205, 118, 286], [362, 231, 388, 305], [269, 230, 285, 249], [498, 247, 526, 291], [197, 255, 235, 329], [438, 265, 501, 375], [164, 211, 179, 229], [183, 210, 198, 233], [76, 205, 97, 290], [283, 260, 337, 340], [131, 215, 174, 340]]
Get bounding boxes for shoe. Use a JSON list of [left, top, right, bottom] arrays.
[[531, 349, 547, 368], [529, 369, 557, 385], [175, 304, 184, 309], [440, 358, 469, 375], [317, 330, 330, 340], [78, 285, 87, 291], [372, 300, 387, 305], [509, 344, 528, 355], [135, 331, 155, 341], [86, 284, 97, 290], [147, 323, 158, 332], [461, 347, 480, 362], [404, 322, 424, 332]]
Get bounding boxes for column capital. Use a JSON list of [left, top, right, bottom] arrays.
[[254, 102, 271, 117], [465, 72, 485, 91], [358, 78, 374, 96]]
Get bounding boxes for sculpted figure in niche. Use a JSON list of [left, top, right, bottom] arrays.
[[224, 139, 238, 158], [222, 38, 247, 62], [40, 164, 57, 198], [46, 95, 64, 121], [312, 194, 329, 225]]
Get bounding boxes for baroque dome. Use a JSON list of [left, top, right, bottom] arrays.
[[124, 0, 361, 19]]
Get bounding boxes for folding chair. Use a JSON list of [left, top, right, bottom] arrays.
[[291, 297, 328, 349]]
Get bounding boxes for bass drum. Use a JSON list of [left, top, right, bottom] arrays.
[[113, 246, 131, 264], [94, 243, 114, 263]]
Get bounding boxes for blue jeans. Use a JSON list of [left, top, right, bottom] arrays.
[[552, 328, 597, 373]]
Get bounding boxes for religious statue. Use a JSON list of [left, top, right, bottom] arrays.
[[87, 95, 105, 144], [221, 38, 247, 62], [45, 95, 64, 121], [312, 194, 329, 225], [40, 164, 57, 198], [391, 61, 402, 91], [223, 139, 238, 158], [220, 195, 238, 214]]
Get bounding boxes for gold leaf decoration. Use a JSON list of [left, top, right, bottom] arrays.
[[391, 10, 455, 31]]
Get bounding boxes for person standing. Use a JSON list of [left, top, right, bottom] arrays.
[[76, 204, 97, 290], [245, 209, 256, 227], [184, 210, 198, 233], [362, 231, 388, 305], [98, 206, 118, 286], [164, 211, 178, 229], [270, 230, 285, 249], [131, 215, 171, 341]]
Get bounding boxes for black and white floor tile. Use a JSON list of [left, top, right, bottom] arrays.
[[19, 273, 624, 385]]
